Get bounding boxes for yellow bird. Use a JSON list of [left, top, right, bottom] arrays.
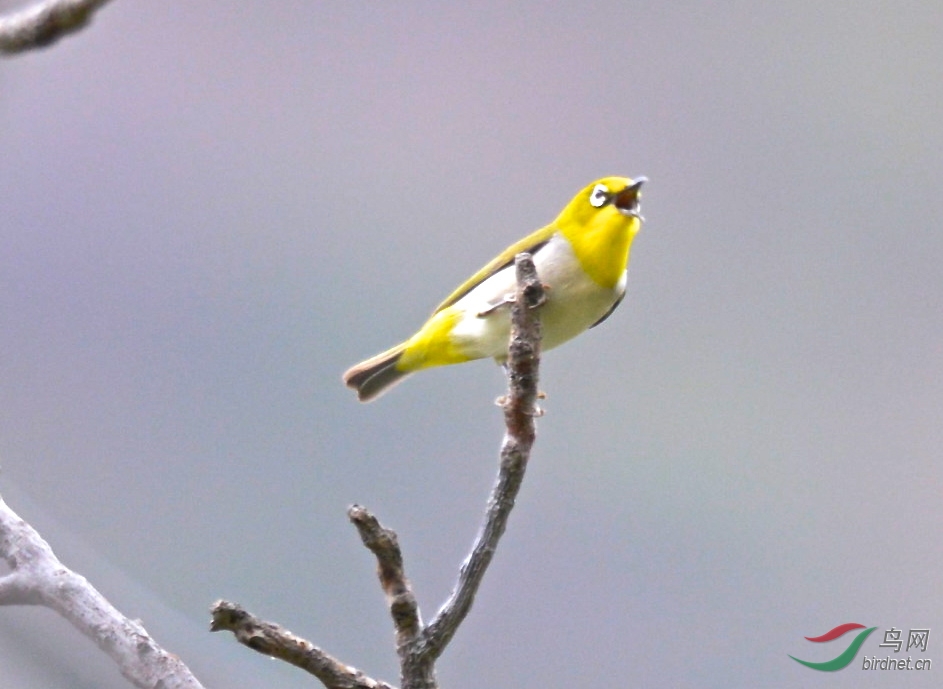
[[343, 176, 647, 401]]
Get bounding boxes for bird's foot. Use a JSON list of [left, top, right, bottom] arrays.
[[477, 293, 516, 318]]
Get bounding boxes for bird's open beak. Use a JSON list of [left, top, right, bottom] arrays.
[[614, 176, 647, 220]]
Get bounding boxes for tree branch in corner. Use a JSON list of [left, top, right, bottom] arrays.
[[0, 0, 115, 54], [0, 492, 204, 689]]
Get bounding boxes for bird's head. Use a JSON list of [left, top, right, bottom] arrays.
[[553, 176, 648, 288], [556, 176, 647, 236]]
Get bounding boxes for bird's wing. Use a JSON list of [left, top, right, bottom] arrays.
[[431, 225, 554, 315], [589, 290, 624, 328]]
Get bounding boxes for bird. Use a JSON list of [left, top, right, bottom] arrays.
[[343, 175, 647, 402]]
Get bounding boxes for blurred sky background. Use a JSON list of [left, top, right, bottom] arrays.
[[1, 1, 942, 687]]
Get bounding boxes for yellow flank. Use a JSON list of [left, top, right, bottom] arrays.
[[343, 175, 647, 402], [397, 306, 470, 371]]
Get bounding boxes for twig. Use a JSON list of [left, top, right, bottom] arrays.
[[0, 491, 205, 689], [0, 0, 114, 54], [348, 504, 423, 647], [210, 600, 396, 689], [348, 505, 435, 689]]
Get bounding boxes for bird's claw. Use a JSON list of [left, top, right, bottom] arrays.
[[477, 293, 516, 318], [477, 284, 549, 318]]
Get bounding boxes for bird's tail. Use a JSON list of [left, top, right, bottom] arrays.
[[343, 343, 412, 402]]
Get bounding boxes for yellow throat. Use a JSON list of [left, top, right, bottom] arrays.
[[555, 176, 644, 290]]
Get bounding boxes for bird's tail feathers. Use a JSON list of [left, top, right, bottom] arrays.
[[342, 343, 412, 402]]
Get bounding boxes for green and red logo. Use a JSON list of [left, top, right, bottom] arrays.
[[789, 623, 877, 671]]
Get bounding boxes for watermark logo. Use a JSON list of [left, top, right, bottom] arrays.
[[863, 627, 932, 671], [789, 623, 932, 671], [789, 623, 876, 671]]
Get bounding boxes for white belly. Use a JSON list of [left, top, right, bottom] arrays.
[[448, 233, 626, 361]]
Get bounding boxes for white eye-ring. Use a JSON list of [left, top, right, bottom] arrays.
[[589, 184, 609, 208]]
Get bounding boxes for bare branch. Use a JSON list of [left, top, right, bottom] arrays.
[[350, 253, 544, 688], [214, 252, 544, 689], [348, 504, 423, 646], [0, 0, 114, 55], [422, 252, 543, 658], [210, 600, 396, 689], [0, 491, 205, 689], [348, 505, 434, 689]]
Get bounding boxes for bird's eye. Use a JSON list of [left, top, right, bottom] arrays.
[[589, 184, 610, 208]]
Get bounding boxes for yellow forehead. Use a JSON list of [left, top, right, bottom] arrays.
[[556, 176, 635, 224], [588, 176, 633, 194]]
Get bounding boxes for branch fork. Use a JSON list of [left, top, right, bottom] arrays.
[[212, 253, 545, 689]]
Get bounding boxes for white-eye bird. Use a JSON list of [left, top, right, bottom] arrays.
[[343, 175, 647, 401]]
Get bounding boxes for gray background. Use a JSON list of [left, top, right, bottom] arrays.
[[1, 1, 941, 687]]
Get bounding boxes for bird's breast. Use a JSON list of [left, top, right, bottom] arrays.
[[447, 233, 625, 361]]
